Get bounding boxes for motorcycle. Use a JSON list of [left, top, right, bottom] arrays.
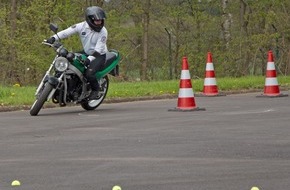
[[30, 23, 120, 116]]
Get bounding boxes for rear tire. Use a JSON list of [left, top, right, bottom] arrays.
[[30, 83, 54, 116], [81, 75, 109, 111]]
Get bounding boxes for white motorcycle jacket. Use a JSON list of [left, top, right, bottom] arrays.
[[52, 21, 108, 61]]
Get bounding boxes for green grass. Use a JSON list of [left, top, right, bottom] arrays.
[[1, 76, 290, 107]]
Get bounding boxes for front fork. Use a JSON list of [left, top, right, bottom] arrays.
[[34, 58, 58, 96], [35, 73, 64, 101], [47, 74, 64, 101]]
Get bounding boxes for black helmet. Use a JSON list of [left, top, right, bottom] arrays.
[[85, 6, 106, 32]]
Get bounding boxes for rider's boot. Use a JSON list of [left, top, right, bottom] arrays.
[[88, 90, 99, 100]]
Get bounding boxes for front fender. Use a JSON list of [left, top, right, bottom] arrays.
[[48, 76, 59, 87]]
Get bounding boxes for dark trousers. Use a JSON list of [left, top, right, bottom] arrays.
[[85, 54, 106, 91]]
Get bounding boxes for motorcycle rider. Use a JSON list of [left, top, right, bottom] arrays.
[[46, 6, 108, 100]]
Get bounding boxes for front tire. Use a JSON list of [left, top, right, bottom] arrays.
[[81, 75, 109, 111], [30, 83, 54, 116]]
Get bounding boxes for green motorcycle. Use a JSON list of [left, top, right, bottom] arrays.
[[30, 24, 120, 116]]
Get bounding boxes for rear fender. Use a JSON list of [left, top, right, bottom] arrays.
[[96, 50, 120, 79], [109, 65, 119, 76]]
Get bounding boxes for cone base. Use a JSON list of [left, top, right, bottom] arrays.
[[168, 107, 206, 112], [256, 93, 288, 98], [203, 86, 218, 95], [177, 97, 196, 108], [264, 86, 280, 95]]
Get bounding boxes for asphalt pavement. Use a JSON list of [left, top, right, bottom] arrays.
[[0, 92, 290, 190]]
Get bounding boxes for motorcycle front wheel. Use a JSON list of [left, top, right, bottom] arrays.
[[30, 83, 54, 116], [81, 75, 109, 111]]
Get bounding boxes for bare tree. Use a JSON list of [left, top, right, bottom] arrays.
[[8, 0, 18, 83], [141, 0, 150, 80], [221, 0, 232, 49]]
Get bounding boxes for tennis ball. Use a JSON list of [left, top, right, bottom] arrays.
[[11, 180, 21, 186], [112, 185, 122, 190], [251, 187, 259, 190]]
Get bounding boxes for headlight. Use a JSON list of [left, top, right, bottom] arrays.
[[54, 57, 69, 72]]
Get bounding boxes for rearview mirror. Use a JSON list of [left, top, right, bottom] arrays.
[[49, 23, 58, 34]]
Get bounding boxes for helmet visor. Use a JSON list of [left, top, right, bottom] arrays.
[[88, 16, 102, 26]]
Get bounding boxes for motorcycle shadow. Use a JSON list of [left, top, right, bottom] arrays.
[[29, 106, 118, 117]]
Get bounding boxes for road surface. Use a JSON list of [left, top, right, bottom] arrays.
[[0, 92, 290, 190]]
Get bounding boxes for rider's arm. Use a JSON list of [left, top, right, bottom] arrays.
[[52, 22, 83, 40]]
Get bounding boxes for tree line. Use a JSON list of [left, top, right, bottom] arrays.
[[1, 0, 290, 85]]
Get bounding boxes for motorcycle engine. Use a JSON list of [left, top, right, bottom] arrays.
[[66, 74, 82, 101], [52, 73, 82, 105]]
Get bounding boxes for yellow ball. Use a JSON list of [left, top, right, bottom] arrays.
[[251, 187, 260, 190], [112, 185, 122, 190], [11, 180, 21, 186]]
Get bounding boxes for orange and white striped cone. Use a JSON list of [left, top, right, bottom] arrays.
[[198, 52, 225, 97], [169, 57, 205, 112], [257, 50, 288, 98]]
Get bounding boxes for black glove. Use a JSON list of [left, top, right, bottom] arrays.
[[84, 58, 90, 67], [46, 37, 55, 44]]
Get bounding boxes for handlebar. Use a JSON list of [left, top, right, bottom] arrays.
[[42, 40, 86, 65], [42, 41, 54, 47], [42, 40, 63, 50]]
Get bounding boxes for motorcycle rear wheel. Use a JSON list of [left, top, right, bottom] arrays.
[[30, 83, 53, 116], [81, 75, 109, 111]]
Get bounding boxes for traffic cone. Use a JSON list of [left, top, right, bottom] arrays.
[[198, 52, 225, 97], [257, 50, 288, 98], [169, 57, 205, 112]]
